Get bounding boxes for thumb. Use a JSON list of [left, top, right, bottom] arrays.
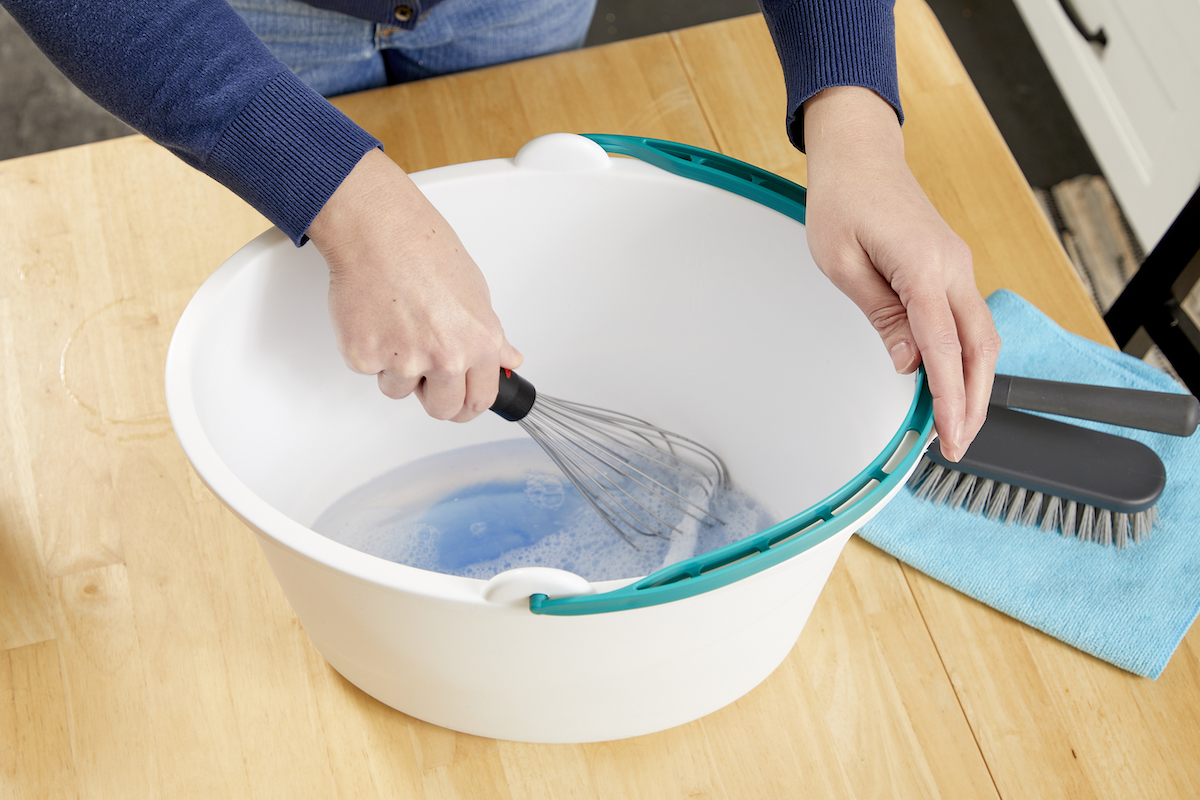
[[500, 338, 524, 371], [874, 305, 921, 375], [823, 257, 920, 374]]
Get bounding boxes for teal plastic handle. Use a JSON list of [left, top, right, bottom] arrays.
[[524, 136, 931, 615], [530, 371, 935, 615], [581, 134, 807, 224]]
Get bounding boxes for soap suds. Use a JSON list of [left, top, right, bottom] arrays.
[[313, 439, 776, 581]]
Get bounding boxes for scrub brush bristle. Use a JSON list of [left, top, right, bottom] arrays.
[[907, 453, 1160, 547], [908, 406, 1167, 548]]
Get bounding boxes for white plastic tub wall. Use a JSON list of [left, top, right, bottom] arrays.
[[166, 134, 920, 742]]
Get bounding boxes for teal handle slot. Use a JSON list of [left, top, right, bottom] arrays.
[[581, 134, 807, 224], [530, 370, 935, 616]]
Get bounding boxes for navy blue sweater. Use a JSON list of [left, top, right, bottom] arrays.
[[3, 0, 901, 245]]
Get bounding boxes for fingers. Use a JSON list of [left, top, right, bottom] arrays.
[[376, 368, 422, 400], [956, 287, 1002, 444], [447, 364, 502, 423], [904, 291, 968, 460], [821, 252, 920, 374], [413, 371, 467, 421], [902, 281, 1000, 462], [343, 326, 513, 421], [808, 188, 995, 461], [373, 337, 522, 422], [375, 358, 505, 423], [823, 244, 999, 463], [434, 338, 523, 422], [500, 338, 525, 371]]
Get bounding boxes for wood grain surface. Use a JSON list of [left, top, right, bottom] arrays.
[[2, 3, 1197, 797]]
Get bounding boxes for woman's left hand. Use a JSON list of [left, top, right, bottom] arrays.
[[803, 86, 1001, 461]]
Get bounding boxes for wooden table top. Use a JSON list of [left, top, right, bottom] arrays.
[[2, 2, 1197, 797]]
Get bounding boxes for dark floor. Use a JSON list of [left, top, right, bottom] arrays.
[[2, 0, 1099, 193]]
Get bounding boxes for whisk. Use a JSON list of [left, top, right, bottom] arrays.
[[490, 369, 728, 546]]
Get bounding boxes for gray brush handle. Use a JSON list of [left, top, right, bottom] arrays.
[[991, 374, 1200, 436]]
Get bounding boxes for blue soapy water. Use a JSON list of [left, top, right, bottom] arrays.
[[422, 475, 579, 569], [313, 439, 777, 582]]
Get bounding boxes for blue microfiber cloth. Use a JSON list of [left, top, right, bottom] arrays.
[[860, 289, 1200, 678]]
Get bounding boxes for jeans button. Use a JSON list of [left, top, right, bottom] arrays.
[[393, 5, 414, 22]]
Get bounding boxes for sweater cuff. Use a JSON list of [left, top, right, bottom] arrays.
[[759, 0, 903, 152], [204, 70, 382, 245]]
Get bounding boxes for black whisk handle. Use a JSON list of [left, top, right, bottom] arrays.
[[491, 368, 537, 422], [991, 374, 1200, 437]]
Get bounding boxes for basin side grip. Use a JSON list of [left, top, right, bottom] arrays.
[[483, 567, 596, 607]]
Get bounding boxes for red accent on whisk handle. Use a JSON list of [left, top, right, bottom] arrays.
[[491, 368, 537, 422]]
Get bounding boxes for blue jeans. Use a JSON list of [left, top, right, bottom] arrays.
[[227, 0, 598, 97]]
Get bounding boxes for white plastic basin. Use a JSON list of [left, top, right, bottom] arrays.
[[166, 133, 925, 742]]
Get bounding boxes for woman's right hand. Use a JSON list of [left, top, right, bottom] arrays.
[[307, 148, 523, 422]]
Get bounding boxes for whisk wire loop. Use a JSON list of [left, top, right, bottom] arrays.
[[491, 372, 729, 547], [519, 420, 658, 545], [531, 400, 725, 522], [534, 396, 728, 492], [518, 414, 684, 543]]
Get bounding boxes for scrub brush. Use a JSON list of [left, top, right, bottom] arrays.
[[908, 375, 1199, 546]]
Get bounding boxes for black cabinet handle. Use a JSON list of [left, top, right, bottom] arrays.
[[1058, 0, 1107, 48]]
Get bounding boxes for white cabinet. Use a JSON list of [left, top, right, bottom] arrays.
[[1011, 0, 1200, 251]]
